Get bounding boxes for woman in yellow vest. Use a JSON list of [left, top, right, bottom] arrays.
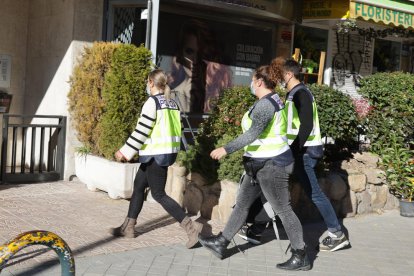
[[109, 69, 202, 249], [198, 66, 311, 271]]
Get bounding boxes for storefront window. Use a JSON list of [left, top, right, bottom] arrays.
[[293, 25, 328, 65], [157, 12, 275, 114], [373, 39, 401, 73]]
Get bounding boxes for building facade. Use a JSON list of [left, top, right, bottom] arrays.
[[0, 0, 300, 179], [299, 0, 414, 97]]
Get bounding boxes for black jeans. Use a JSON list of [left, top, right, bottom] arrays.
[[127, 159, 186, 223], [222, 160, 305, 250]]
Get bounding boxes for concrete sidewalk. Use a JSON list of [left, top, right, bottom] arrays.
[[1, 180, 413, 275]]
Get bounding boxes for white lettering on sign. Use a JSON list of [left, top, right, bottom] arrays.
[[235, 43, 263, 67]]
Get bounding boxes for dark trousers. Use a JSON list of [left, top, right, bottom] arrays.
[[127, 159, 186, 223], [295, 153, 341, 234]]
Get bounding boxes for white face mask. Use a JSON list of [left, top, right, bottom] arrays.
[[146, 84, 151, 96], [250, 81, 256, 96]]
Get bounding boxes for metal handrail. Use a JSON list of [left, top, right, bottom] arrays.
[[1, 114, 66, 183]]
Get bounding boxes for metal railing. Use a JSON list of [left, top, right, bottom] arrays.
[[0, 115, 66, 184]]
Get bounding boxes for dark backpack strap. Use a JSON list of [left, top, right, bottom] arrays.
[[287, 83, 314, 102]]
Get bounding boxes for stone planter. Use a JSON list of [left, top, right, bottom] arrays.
[[174, 152, 400, 224], [75, 154, 140, 199]]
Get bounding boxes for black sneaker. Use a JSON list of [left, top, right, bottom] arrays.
[[319, 232, 350, 252], [237, 225, 261, 245]]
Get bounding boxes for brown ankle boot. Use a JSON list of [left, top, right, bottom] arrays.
[[180, 216, 203, 249], [109, 217, 136, 238]]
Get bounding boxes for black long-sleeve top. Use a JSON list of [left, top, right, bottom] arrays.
[[288, 86, 314, 156], [287, 84, 323, 158]]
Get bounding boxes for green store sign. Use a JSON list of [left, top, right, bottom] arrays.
[[350, 1, 414, 29]]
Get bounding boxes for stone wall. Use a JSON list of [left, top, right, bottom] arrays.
[[151, 152, 399, 223], [290, 152, 399, 222]]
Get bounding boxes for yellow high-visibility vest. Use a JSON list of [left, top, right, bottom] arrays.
[[140, 94, 181, 156], [285, 84, 322, 147], [241, 94, 290, 158]]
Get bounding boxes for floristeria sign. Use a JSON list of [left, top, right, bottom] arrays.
[[350, 0, 414, 29]]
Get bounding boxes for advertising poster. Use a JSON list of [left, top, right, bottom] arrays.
[[157, 12, 273, 113]]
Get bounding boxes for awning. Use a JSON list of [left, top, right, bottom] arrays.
[[171, 0, 302, 23], [350, 0, 414, 29], [303, 0, 414, 29]]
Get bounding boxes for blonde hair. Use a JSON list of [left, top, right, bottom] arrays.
[[148, 69, 171, 100]]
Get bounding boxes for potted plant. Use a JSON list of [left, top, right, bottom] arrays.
[[0, 90, 12, 113], [302, 59, 318, 73], [382, 140, 414, 217], [68, 42, 152, 199]]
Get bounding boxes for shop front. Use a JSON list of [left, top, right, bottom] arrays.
[[299, 0, 414, 97], [105, 0, 301, 114]]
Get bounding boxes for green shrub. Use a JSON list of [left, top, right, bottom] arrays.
[[179, 84, 360, 182], [97, 45, 152, 159], [177, 86, 255, 183], [309, 84, 359, 147], [68, 42, 153, 159], [381, 135, 414, 201], [68, 42, 119, 155], [216, 133, 245, 182], [358, 72, 414, 154]]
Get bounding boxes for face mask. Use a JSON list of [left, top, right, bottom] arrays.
[[285, 76, 293, 89], [146, 84, 151, 96], [250, 81, 256, 96]]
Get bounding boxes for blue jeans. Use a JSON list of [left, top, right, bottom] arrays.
[[295, 154, 342, 234]]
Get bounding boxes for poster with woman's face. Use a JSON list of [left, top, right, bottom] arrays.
[[157, 12, 273, 114]]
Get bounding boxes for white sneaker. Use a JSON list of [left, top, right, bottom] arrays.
[[319, 232, 350, 252]]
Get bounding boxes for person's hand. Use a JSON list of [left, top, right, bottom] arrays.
[[210, 147, 227, 160], [114, 150, 127, 162]]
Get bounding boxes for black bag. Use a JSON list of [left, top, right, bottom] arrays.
[[243, 157, 266, 179]]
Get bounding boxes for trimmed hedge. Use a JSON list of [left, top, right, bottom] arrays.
[[68, 42, 152, 159], [68, 42, 119, 155], [358, 72, 414, 154], [97, 45, 152, 159], [309, 84, 359, 147]]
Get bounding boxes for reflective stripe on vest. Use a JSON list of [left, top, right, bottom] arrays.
[[241, 95, 290, 158], [285, 84, 322, 147], [140, 95, 182, 156]]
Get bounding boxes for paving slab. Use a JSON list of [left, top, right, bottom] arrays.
[[1, 180, 413, 275]]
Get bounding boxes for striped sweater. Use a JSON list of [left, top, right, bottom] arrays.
[[119, 97, 157, 161]]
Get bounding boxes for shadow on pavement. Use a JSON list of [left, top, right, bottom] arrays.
[[5, 235, 117, 275]]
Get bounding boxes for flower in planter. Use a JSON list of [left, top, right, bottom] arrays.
[[352, 97, 373, 119]]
